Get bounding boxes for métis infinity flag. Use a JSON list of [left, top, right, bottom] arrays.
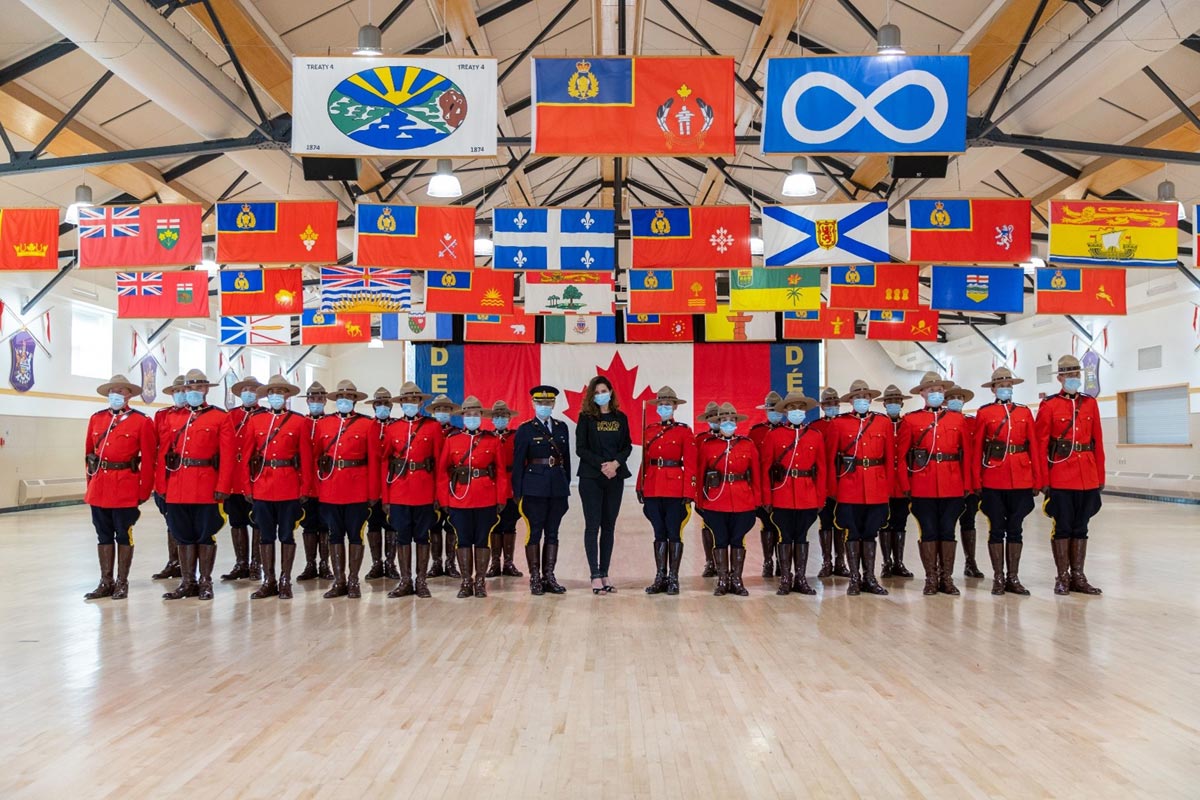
[[380, 312, 452, 341], [930, 266, 1025, 313], [762, 55, 968, 154], [319, 266, 412, 313], [492, 208, 614, 271], [523, 272, 615, 315], [532, 57, 735, 156], [219, 267, 303, 315], [464, 313, 536, 343], [300, 309, 372, 345], [216, 201, 338, 264], [782, 306, 856, 340], [116, 272, 210, 319], [424, 269, 514, 314], [220, 316, 297, 347], [79, 204, 202, 268], [1035, 268, 1127, 315], [907, 198, 1032, 264], [1048, 201, 1178, 268], [763, 202, 889, 266], [627, 270, 717, 314], [728, 267, 820, 311], [828, 263, 921, 310], [355, 204, 474, 269], [630, 206, 750, 269], [622, 312, 694, 343], [0, 208, 59, 271], [866, 308, 939, 341]]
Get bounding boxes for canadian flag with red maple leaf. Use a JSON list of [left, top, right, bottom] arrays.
[[560, 351, 659, 445]]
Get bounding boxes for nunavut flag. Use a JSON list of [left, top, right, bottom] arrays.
[[622, 312, 694, 343], [0, 208, 59, 271], [355, 204, 474, 270], [630, 206, 751, 269], [828, 263, 921, 310], [907, 199, 1032, 264], [782, 305, 856, 340], [531, 57, 735, 156], [866, 308, 939, 342], [729, 267, 819, 311], [1048, 200, 1177, 268], [1035, 267, 1126, 315], [216, 201, 338, 264], [464, 312, 536, 343], [627, 269, 716, 314], [116, 272, 210, 319], [78, 204, 202, 268], [424, 269, 514, 314], [219, 267, 303, 315], [300, 309, 371, 345]]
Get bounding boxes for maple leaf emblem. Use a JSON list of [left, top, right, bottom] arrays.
[[562, 351, 657, 444]]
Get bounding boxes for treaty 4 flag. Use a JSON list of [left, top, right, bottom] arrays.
[[79, 204, 202, 268], [116, 272, 209, 319], [0, 208, 59, 271], [907, 198, 1032, 264], [216, 201, 338, 264], [355, 204, 474, 269], [930, 266, 1025, 314], [492, 208, 614, 271], [1035, 268, 1127, 315], [763, 202, 889, 266], [630, 206, 751, 269]]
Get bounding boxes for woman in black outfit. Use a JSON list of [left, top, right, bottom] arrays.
[[574, 376, 632, 594]]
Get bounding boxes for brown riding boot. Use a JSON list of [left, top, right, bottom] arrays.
[[1052, 538, 1071, 595], [383, 531, 401, 579], [666, 542, 683, 596], [323, 544, 348, 598], [111, 544, 134, 600], [365, 528, 385, 579], [389, 544, 416, 597], [296, 531, 319, 581], [346, 543, 364, 598], [456, 546, 474, 598], [988, 542, 1006, 595], [701, 527, 717, 577], [317, 532, 334, 580], [846, 540, 862, 596], [474, 546, 491, 597], [486, 531, 503, 577], [878, 529, 895, 577], [776, 543, 794, 596], [861, 541, 888, 595], [278, 543, 296, 599], [196, 544, 217, 600], [729, 549, 749, 596], [220, 526, 248, 581], [644, 541, 668, 594], [414, 543, 432, 598], [445, 528, 462, 578], [526, 543, 544, 596], [1068, 539, 1102, 595], [428, 529, 445, 577], [85, 544, 116, 599], [250, 543, 278, 598], [247, 528, 262, 581], [961, 529, 985, 578], [816, 528, 834, 577], [938, 541, 960, 595], [502, 532, 523, 576], [792, 543, 816, 595], [163, 544, 198, 599], [919, 541, 939, 596], [1005, 542, 1030, 595], [832, 531, 851, 577], [892, 530, 913, 577], [760, 529, 775, 577], [152, 533, 181, 579], [713, 548, 730, 596], [542, 542, 566, 594]]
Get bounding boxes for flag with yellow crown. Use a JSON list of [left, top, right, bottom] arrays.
[[1048, 200, 1178, 268]]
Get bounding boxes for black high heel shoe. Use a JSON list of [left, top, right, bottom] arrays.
[[601, 579, 617, 593]]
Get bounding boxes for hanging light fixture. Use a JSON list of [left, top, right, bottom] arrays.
[[781, 156, 817, 198], [1157, 179, 1186, 220], [354, 24, 383, 56], [1020, 243, 1045, 273], [199, 244, 218, 273], [474, 222, 494, 257], [427, 159, 462, 198], [65, 183, 94, 225], [877, 23, 904, 55]]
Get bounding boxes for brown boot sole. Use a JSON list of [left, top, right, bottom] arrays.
[[323, 584, 348, 599], [250, 583, 279, 599], [295, 565, 319, 581], [502, 564, 523, 577]]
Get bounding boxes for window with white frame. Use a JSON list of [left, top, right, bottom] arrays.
[[304, 364, 316, 391], [70, 305, 113, 380], [250, 350, 271, 382], [178, 331, 206, 374], [1120, 385, 1190, 445]]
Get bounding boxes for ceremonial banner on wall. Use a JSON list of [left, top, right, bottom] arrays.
[[139, 355, 159, 403], [930, 265, 1025, 313], [866, 308, 939, 341], [9, 329, 36, 392], [292, 57, 498, 157], [523, 272, 615, 315], [319, 266, 412, 313], [627, 269, 717, 314], [355, 204, 475, 269], [532, 57, 735, 155], [78, 204, 202, 268], [219, 267, 303, 315], [424, 269, 514, 314], [630, 206, 751, 269], [1035, 267, 1127, 315], [380, 312, 452, 341], [728, 267, 820, 311], [763, 202, 889, 266], [117, 272, 210, 319], [703, 306, 775, 341], [492, 207, 614, 271], [762, 55, 969, 153], [828, 263, 921, 310], [907, 198, 1032, 264], [544, 315, 617, 344], [622, 313, 694, 342], [782, 306, 856, 340], [1048, 201, 1178, 268], [300, 310, 371, 345], [220, 316, 297, 347], [464, 313, 536, 343], [0, 208, 59, 271], [216, 201, 338, 264]]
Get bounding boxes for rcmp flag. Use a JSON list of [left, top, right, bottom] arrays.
[[627, 270, 716, 314], [930, 265, 1025, 313], [544, 315, 617, 344], [320, 266, 412, 313], [703, 306, 775, 341], [1035, 268, 1127, 315], [907, 199, 1032, 264], [0, 208, 59, 271], [78, 204, 202, 268], [300, 309, 371, 344], [355, 204, 474, 269], [782, 305, 856, 340], [866, 308, 938, 342], [728, 268, 819, 311], [630, 206, 751, 269], [1048, 201, 1178, 268], [219, 267, 303, 315], [828, 263, 921, 310], [623, 312, 694, 343], [424, 269, 514, 314], [216, 201, 338, 264], [493, 208, 614, 271], [532, 57, 735, 156], [220, 316, 297, 347], [464, 312, 536, 343], [116, 272, 210, 319], [380, 312, 452, 341], [523, 272, 615, 315], [763, 202, 889, 266]]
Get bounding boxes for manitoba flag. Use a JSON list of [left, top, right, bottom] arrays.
[[0, 208, 59, 271], [355, 204, 474, 270], [622, 313, 694, 343], [219, 267, 303, 315], [630, 206, 751, 270], [216, 201, 338, 264], [626, 270, 716, 314], [866, 308, 939, 341], [79, 204, 202, 268], [1035, 268, 1127, 315], [828, 264, 921, 310], [782, 306, 856, 340], [116, 271, 210, 319]]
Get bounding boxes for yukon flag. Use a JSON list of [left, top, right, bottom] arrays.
[[523, 272, 615, 315], [544, 315, 617, 344], [728, 267, 819, 311]]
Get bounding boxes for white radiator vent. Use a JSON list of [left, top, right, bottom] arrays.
[[1036, 364, 1053, 385], [1137, 345, 1162, 371], [18, 478, 86, 505]]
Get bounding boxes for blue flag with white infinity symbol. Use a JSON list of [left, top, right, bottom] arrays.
[[762, 55, 969, 154]]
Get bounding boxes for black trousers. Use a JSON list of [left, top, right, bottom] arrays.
[[223, 493, 253, 528], [166, 503, 224, 545], [980, 488, 1036, 543], [520, 495, 569, 546], [252, 499, 302, 545], [642, 496, 689, 545], [579, 476, 623, 578], [496, 498, 520, 535], [1043, 488, 1102, 540], [959, 492, 980, 532], [818, 497, 836, 529], [771, 507, 819, 545], [367, 500, 391, 532], [91, 506, 140, 546], [705, 510, 756, 549], [910, 496, 966, 543], [387, 503, 436, 546], [835, 502, 888, 543], [448, 506, 499, 548], [300, 497, 326, 534], [756, 506, 779, 539], [886, 496, 909, 534], [321, 502, 369, 545]]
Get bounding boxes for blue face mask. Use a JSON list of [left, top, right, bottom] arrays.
[[719, 421, 738, 436], [926, 392, 944, 408], [172, 392, 186, 407], [267, 393, 286, 410], [433, 411, 451, 424], [786, 409, 806, 425], [335, 398, 355, 415], [709, 422, 719, 432], [996, 387, 1013, 403], [400, 402, 419, 417], [308, 401, 325, 415], [463, 415, 482, 431], [492, 416, 509, 431], [535, 404, 553, 420], [240, 390, 258, 406], [185, 390, 205, 408], [657, 404, 674, 421], [1064, 377, 1082, 394], [885, 403, 902, 417], [374, 405, 391, 420], [822, 406, 839, 418], [852, 398, 871, 415], [947, 399, 965, 413], [594, 392, 611, 407], [767, 411, 784, 424], [107, 392, 126, 411]]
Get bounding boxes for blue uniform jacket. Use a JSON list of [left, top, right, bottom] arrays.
[[511, 417, 572, 498]]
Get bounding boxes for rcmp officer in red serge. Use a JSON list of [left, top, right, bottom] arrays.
[[750, 390, 784, 577], [697, 403, 761, 597], [438, 396, 510, 599], [1036, 354, 1104, 596], [898, 372, 973, 597], [760, 391, 825, 596], [297, 382, 333, 582], [381, 381, 444, 599], [826, 380, 894, 596], [221, 375, 264, 583], [426, 394, 461, 579], [637, 386, 697, 596], [947, 384, 986, 580], [150, 374, 186, 581], [810, 387, 850, 579], [240, 375, 314, 600], [693, 401, 720, 578], [487, 400, 524, 578], [876, 384, 913, 579], [364, 387, 400, 582], [158, 369, 236, 601], [84, 374, 157, 600], [973, 367, 1043, 596], [312, 380, 380, 599], [514, 386, 571, 596]]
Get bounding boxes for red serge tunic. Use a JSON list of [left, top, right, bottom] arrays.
[[227, 405, 262, 495], [240, 410, 315, 501], [380, 415, 444, 506], [637, 421, 698, 500], [437, 429, 510, 509], [897, 408, 972, 498], [156, 405, 236, 503], [826, 412, 895, 505], [760, 424, 826, 510], [696, 435, 761, 513], [887, 415, 905, 499], [1035, 393, 1105, 490], [84, 408, 157, 508], [312, 412, 380, 504], [971, 401, 1045, 491]]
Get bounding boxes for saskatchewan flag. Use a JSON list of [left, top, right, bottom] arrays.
[[728, 267, 820, 311], [544, 315, 617, 344]]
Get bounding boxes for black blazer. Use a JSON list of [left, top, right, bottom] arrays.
[[575, 410, 632, 481]]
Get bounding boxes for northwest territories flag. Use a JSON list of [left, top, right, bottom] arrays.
[[492, 208, 614, 271], [763, 202, 889, 266], [930, 265, 1025, 313], [380, 312, 452, 341]]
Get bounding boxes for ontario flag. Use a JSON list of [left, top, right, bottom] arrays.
[[300, 309, 371, 344], [116, 271, 210, 319], [1035, 268, 1127, 315], [828, 264, 921, 310], [355, 204, 474, 269], [531, 57, 735, 156], [0, 208, 59, 271], [380, 312, 453, 341], [220, 315, 297, 347], [464, 312, 536, 343], [866, 308, 939, 341], [627, 269, 717, 314], [219, 267, 303, 315], [907, 199, 1032, 264], [782, 306, 856, 340], [78, 204, 202, 268], [216, 201, 338, 264], [622, 312, 694, 343], [424, 269, 514, 314]]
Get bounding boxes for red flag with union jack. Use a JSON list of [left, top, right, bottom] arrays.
[[116, 271, 210, 319], [78, 204, 202, 268]]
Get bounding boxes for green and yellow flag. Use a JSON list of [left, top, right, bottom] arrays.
[[728, 267, 820, 311]]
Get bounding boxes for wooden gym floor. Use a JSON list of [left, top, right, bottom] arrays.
[[1, 494, 1197, 799]]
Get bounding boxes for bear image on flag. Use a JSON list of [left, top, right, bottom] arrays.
[[763, 202, 889, 266], [492, 208, 614, 271]]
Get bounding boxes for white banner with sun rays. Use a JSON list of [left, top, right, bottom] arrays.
[[292, 57, 497, 157]]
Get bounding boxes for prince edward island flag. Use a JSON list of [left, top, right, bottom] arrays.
[[493, 208, 614, 271], [763, 202, 889, 266]]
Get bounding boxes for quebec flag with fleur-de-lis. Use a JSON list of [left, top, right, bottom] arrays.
[[492, 208, 614, 271]]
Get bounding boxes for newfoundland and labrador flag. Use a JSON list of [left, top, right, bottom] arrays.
[[531, 57, 735, 156], [216, 201, 338, 264], [907, 199, 1032, 264], [1035, 268, 1126, 315], [355, 204, 474, 270], [763, 202, 889, 266], [79, 204, 202, 268], [219, 316, 296, 347], [630, 206, 751, 269], [930, 265, 1025, 313], [492, 208, 614, 271], [1048, 201, 1177, 268]]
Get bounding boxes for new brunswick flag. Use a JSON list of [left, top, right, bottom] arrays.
[[627, 269, 716, 314], [866, 308, 938, 342], [728, 267, 819, 311], [216, 201, 338, 264], [782, 306, 856, 340], [219, 267, 303, 315], [1048, 201, 1177, 268], [622, 312, 694, 342], [828, 264, 921, 310], [0, 208, 58, 271], [300, 309, 371, 345], [78, 204, 202, 268], [424, 269, 514, 314], [355, 204, 474, 269], [1035, 268, 1126, 315], [630, 206, 750, 270]]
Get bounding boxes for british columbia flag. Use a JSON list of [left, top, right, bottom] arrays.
[[79, 206, 140, 238], [318, 266, 412, 313], [116, 272, 163, 296]]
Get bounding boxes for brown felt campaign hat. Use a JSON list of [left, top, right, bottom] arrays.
[[757, 391, 783, 410], [819, 387, 841, 404], [304, 381, 327, 399], [879, 384, 910, 402], [452, 396, 493, 418], [97, 374, 141, 396], [777, 392, 816, 412], [696, 401, 719, 423], [653, 386, 686, 406], [909, 371, 954, 394], [163, 374, 186, 395], [427, 394, 456, 412], [981, 367, 1024, 388], [257, 375, 300, 398], [231, 376, 263, 396], [328, 380, 368, 402], [371, 386, 393, 404], [714, 402, 748, 422], [946, 385, 976, 403], [840, 379, 882, 402], [1057, 354, 1083, 374], [490, 400, 516, 418], [182, 368, 215, 389], [394, 381, 432, 402]]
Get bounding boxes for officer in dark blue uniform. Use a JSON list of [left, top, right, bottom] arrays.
[[513, 385, 572, 596]]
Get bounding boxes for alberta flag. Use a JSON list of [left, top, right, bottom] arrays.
[[493, 208, 614, 271]]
